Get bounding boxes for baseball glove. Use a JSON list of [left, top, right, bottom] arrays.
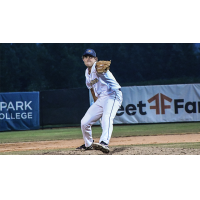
[[96, 60, 111, 73]]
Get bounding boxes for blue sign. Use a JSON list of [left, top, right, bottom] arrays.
[[0, 92, 40, 131]]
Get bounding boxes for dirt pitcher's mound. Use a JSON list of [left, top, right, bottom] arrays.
[[45, 146, 200, 155], [0, 133, 200, 154]]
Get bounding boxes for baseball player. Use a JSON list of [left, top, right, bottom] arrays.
[[76, 49, 123, 153]]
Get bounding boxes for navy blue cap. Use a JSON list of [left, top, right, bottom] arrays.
[[82, 49, 96, 57]]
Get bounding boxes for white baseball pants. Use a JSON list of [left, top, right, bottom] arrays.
[[81, 90, 123, 147]]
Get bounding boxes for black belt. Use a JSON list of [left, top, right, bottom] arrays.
[[118, 88, 121, 91]]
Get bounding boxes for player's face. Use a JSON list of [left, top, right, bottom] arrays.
[[82, 55, 96, 68]]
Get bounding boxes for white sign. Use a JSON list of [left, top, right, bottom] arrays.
[[89, 84, 200, 124], [114, 84, 200, 124]]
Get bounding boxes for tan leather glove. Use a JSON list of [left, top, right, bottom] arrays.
[[96, 60, 111, 73]]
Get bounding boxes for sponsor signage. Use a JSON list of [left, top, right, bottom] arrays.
[[114, 84, 200, 124], [0, 92, 40, 131]]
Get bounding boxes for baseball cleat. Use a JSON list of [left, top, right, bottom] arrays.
[[76, 140, 94, 150], [92, 141, 110, 153], [76, 144, 94, 150], [76, 144, 86, 150]]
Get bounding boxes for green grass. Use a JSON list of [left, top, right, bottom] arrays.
[[0, 127, 83, 143], [0, 122, 200, 144], [112, 122, 200, 137]]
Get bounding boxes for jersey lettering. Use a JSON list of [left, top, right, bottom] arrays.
[[90, 78, 99, 86]]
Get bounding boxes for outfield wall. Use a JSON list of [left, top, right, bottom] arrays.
[[0, 88, 90, 131], [90, 84, 200, 124], [115, 84, 200, 124], [1, 84, 200, 131], [40, 88, 89, 127], [0, 92, 40, 131]]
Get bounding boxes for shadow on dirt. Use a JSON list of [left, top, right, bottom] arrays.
[[110, 147, 126, 154]]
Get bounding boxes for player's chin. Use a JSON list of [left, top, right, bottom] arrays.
[[86, 63, 93, 68]]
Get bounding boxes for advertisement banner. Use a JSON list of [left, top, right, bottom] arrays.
[[114, 84, 200, 124], [0, 92, 40, 131], [90, 84, 200, 124]]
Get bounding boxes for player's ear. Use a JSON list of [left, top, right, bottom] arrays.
[[95, 57, 98, 61]]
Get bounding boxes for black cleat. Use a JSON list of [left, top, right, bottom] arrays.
[[92, 141, 110, 153], [76, 140, 94, 150], [76, 144, 86, 150]]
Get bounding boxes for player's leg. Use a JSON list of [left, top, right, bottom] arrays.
[[81, 102, 103, 147], [99, 90, 123, 145]]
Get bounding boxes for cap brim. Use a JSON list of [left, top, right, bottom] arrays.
[[82, 53, 95, 57]]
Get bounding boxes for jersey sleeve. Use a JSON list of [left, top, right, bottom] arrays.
[[96, 70, 108, 78], [85, 68, 92, 89], [86, 80, 92, 89]]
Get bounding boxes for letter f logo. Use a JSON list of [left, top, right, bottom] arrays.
[[148, 93, 172, 114]]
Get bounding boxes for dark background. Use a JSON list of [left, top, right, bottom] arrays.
[[1, 43, 200, 93], [40, 88, 89, 127]]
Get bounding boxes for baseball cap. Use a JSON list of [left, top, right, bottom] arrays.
[[82, 49, 96, 57]]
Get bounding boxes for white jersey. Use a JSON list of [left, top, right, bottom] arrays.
[[85, 62, 121, 97]]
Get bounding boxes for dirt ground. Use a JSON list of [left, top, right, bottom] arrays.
[[1, 133, 200, 155]]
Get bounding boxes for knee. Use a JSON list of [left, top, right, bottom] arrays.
[[81, 117, 90, 130]]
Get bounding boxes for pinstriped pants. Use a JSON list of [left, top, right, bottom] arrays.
[[81, 90, 123, 147]]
